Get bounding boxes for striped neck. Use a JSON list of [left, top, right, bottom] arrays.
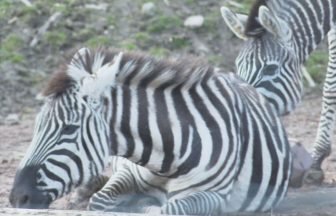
[[267, 0, 335, 62]]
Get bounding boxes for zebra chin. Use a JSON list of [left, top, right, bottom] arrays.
[[9, 166, 53, 209]]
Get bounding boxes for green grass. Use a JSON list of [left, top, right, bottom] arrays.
[[107, 15, 117, 27], [134, 32, 151, 47], [184, 0, 196, 5], [119, 40, 138, 51], [147, 15, 183, 33], [74, 28, 97, 41], [223, 0, 255, 14], [0, 0, 13, 20], [43, 31, 68, 48], [2, 34, 23, 52], [208, 55, 222, 65], [306, 51, 328, 83], [85, 35, 111, 48], [0, 34, 24, 63], [52, 3, 72, 15], [170, 36, 190, 49], [135, 32, 150, 43], [149, 47, 170, 57], [203, 10, 221, 33]]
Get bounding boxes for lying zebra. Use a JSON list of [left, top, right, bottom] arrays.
[[10, 48, 291, 214]]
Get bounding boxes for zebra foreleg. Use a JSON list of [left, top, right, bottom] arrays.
[[87, 167, 160, 213], [305, 26, 336, 185], [88, 167, 137, 212], [154, 191, 225, 215], [67, 175, 109, 209]]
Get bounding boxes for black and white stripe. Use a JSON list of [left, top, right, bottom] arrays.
[[10, 49, 291, 214], [222, 0, 336, 183]]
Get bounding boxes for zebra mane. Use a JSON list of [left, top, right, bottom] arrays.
[[245, 0, 268, 37], [42, 66, 73, 97], [42, 49, 214, 97]]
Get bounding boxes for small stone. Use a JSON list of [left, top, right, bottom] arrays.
[[84, 3, 108, 11], [4, 113, 20, 125], [141, 2, 156, 16], [184, 15, 204, 29], [1, 159, 8, 164]]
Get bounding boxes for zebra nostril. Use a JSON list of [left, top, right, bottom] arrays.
[[18, 194, 29, 206]]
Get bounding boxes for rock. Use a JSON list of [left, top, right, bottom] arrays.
[[84, 3, 108, 11], [4, 113, 21, 125], [289, 141, 313, 187], [184, 15, 204, 29], [141, 2, 156, 16]]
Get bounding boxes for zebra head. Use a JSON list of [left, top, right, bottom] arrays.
[[221, 5, 302, 116], [9, 49, 123, 209]]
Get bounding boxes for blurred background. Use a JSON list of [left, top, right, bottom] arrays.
[[0, 0, 328, 121]]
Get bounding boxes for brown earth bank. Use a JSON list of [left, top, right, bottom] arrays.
[[0, 91, 336, 215]]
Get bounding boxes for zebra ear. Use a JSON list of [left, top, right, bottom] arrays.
[[258, 6, 292, 41], [93, 52, 123, 90], [67, 48, 123, 97], [81, 52, 123, 97], [220, 7, 248, 40]]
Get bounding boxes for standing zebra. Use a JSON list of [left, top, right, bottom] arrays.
[[221, 0, 336, 184], [10, 48, 291, 214]]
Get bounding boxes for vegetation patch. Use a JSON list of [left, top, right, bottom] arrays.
[[149, 47, 170, 58], [85, 35, 111, 48], [170, 36, 190, 49], [119, 40, 138, 51], [223, 0, 255, 14], [0, 34, 24, 63], [134, 32, 151, 47], [43, 31, 68, 49], [306, 51, 328, 83], [147, 15, 182, 33]]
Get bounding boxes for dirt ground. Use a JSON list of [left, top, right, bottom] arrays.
[[0, 90, 336, 215]]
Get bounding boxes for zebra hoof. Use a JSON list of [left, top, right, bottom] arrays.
[[303, 168, 324, 185]]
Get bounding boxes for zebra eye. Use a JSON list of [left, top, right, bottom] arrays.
[[62, 124, 79, 135], [261, 64, 279, 77]]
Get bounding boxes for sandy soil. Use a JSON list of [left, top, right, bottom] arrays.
[[0, 91, 336, 214]]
